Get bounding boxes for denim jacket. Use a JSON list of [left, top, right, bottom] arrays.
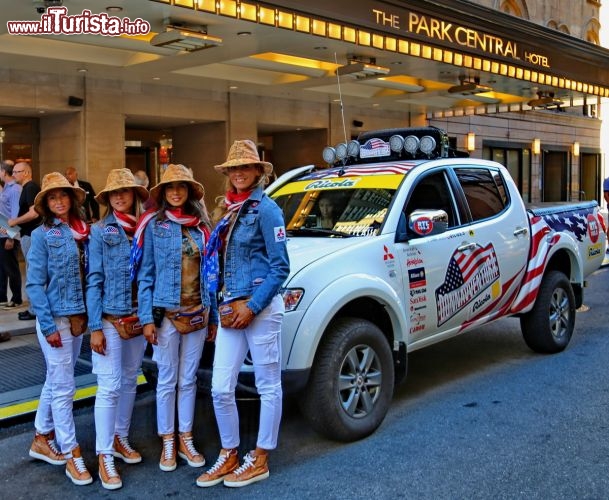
[[26, 222, 87, 337], [86, 213, 134, 332], [137, 217, 217, 326], [222, 186, 290, 314]]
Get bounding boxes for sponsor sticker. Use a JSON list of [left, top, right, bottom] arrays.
[[274, 226, 286, 242]]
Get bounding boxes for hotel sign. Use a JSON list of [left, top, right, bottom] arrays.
[[372, 8, 550, 68]]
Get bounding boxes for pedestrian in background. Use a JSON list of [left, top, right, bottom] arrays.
[[65, 166, 100, 223], [26, 172, 92, 486], [197, 140, 289, 488], [86, 169, 150, 490], [7, 161, 40, 321], [0, 160, 23, 315], [134, 163, 217, 473]]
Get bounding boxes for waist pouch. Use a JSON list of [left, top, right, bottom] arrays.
[[218, 297, 251, 328], [68, 313, 88, 337], [103, 313, 143, 340], [166, 304, 208, 334]]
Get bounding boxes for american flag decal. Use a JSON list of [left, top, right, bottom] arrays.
[[104, 225, 120, 235], [435, 242, 500, 326], [509, 214, 561, 314], [300, 162, 415, 180], [359, 138, 391, 158], [540, 207, 593, 242], [46, 228, 62, 237]]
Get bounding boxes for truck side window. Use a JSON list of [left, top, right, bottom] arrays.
[[455, 168, 507, 221], [404, 171, 455, 227]]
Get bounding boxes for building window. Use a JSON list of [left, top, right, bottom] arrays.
[[484, 145, 531, 202]]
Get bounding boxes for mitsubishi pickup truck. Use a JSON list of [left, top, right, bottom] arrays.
[[143, 126, 606, 442]]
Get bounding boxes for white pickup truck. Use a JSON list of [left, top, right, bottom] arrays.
[[266, 126, 606, 441], [142, 126, 606, 442]]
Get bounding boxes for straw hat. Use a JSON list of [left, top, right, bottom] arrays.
[[214, 140, 273, 175], [95, 168, 149, 204], [149, 163, 205, 202], [34, 172, 86, 215]]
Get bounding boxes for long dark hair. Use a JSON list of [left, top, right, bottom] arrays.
[[156, 184, 211, 230], [40, 189, 85, 226]]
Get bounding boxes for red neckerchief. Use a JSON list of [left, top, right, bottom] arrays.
[[113, 210, 137, 236]]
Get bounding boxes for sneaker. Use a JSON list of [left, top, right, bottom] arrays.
[[65, 446, 93, 486], [177, 431, 205, 468], [2, 301, 22, 309], [0, 301, 8, 307], [196, 448, 239, 487], [113, 435, 142, 464], [159, 434, 176, 472], [223, 451, 269, 488], [99, 453, 122, 490], [29, 430, 67, 465], [0, 332, 11, 343]]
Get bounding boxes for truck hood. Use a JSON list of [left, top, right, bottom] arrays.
[[285, 237, 357, 280]]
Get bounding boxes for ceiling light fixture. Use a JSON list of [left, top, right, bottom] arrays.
[[150, 22, 223, 52], [448, 75, 492, 95], [106, 6, 123, 12], [336, 57, 390, 79], [527, 90, 564, 110]]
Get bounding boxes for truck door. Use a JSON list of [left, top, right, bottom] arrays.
[[440, 166, 530, 331]]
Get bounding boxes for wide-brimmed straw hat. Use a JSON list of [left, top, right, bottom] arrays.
[[149, 163, 205, 202], [213, 140, 273, 175], [34, 172, 86, 215], [95, 168, 149, 204]]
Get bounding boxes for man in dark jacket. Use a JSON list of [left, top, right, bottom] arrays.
[[65, 166, 99, 222]]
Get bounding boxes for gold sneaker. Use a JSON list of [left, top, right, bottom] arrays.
[[177, 431, 205, 468], [159, 434, 176, 472], [223, 451, 269, 488], [65, 446, 93, 486], [29, 431, 67, 465], [196, 448, 239, 487], [113, 435, 142, 464], [98, 453, 122, 490]]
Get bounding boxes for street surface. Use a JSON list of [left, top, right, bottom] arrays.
[[1, 266, 609, 499]]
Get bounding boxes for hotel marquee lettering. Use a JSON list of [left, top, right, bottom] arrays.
[[372, 9, 550, 68]]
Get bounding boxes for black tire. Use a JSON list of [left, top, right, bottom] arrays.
[[520, 270, 576, 353], [300, 317, 394, 442]]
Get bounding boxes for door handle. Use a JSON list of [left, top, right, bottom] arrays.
[[457, 242, 476, 252], [513, 227, 528, 237]]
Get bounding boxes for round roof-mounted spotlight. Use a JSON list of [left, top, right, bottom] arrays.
[[389, 135, 405, 153], [322, 146, 337, 164], [404, 135, 420, 155], [419, 135, 436, 155], [335, 142, 348, 161], [347, 140, 360, 157]]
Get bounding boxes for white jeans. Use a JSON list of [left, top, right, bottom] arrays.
[[93, 320, 147, 455], [212, 294, 284, 450], [152, 317, 206, 435], [34, 317, 83, 454]]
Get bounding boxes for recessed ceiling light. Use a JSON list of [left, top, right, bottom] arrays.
[[314, 46, 328, 50], [237, 31, 252, 36], [106, 6, 123, 13], [77, 68, 87, 73], [229, 85, 238, 90], [152, 76, 161, 80]]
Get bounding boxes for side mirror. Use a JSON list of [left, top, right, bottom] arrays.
[[396, 209, 448, 242]]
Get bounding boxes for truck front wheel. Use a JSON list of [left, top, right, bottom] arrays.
[[300, 317, 394, 442], [520, 270, 575, 353]]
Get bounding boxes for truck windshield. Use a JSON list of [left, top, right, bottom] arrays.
[[273, 187, 396, 237]]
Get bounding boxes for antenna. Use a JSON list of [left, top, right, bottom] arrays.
[[334, 53, 349, 148]]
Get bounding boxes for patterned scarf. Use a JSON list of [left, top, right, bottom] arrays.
[[204, 190, 252, 293], [129, 208, 158, 281], [129, 208, 210, 281], [113, 210, 137, 237]]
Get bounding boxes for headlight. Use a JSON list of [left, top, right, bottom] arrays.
[[281, 288, 304, 312]]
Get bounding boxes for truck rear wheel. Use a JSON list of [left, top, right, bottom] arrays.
[[300, 317, 394, 442], [520, 270, 575, 353]]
